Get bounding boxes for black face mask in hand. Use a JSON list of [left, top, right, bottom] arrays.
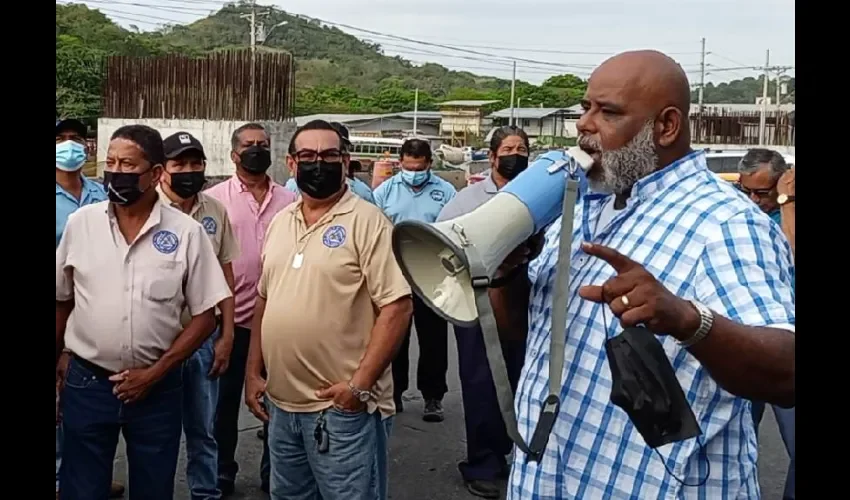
[[605, 326, 710, 486]]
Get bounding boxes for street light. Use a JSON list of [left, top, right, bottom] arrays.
[[258, 21, 288, 44]]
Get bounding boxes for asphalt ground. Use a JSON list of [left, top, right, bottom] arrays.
[[111, 327, 791, 500]]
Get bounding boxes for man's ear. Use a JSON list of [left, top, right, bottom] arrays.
[[655, 106, 684, 148]]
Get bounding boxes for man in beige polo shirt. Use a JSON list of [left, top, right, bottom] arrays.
[[55, 124, 232, 500], [243, 120, 412, 500], [158, 131, 239, 500]]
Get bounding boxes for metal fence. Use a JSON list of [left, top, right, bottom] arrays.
[[102, 50, 295, 121], [690, 109, 795, 146]]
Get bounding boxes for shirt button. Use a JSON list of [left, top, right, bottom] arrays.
[[122, 316, 128, 322]]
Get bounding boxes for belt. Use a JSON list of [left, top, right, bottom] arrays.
[[71, 354, 118, 379]]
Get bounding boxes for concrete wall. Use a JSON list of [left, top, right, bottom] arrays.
[[96, 118, 297, 184]]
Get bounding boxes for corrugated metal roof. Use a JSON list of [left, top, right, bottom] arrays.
[[689, 103, 795, 114], [488, 107, 568, 119], [437, 100, 500, 107], [294, 111, 443, 126]]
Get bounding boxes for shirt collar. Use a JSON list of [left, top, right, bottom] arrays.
[[482, 173, 499, 194], [231, 173, 276, 194], [293, 186, 357, 223], [56, 175, 102, 196], [628, 149, 707, 202], [155, 184, 203, 215]]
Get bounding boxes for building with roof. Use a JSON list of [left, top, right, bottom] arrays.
[[437, 100, 501, 146], [293, 111, 442, 138], [488, 107, 573, 140]]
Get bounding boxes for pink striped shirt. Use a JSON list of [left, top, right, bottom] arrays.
[[206, 175, 297, 328]]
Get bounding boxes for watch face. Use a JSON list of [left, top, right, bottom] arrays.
[[777, 194, 787, 204], [358, 392, 371, 402]]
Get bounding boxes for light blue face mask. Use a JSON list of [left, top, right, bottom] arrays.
[[56, 140, 87, 172], [400, 168, 430, 187]]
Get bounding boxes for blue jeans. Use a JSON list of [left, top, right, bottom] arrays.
[[56, 422, 63, 492], [60, 357, 183, 500], [183, 335, 221, 500], [266, 403, 393, 500], [752, 401, 795, 499]]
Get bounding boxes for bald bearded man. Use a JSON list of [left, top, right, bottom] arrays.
[[490, 51, 795, 499]]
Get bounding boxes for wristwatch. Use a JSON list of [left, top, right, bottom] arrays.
[[777, 194, 795, 205], [678, 301, 714, 348], [348, 382, 375, 403]]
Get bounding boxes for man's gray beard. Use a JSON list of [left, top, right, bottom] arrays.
[[586, 122, 659, 195]]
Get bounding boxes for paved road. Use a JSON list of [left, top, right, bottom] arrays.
[[113, 328, 791, 499]]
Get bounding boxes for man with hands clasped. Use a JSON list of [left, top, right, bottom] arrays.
[[243, 120, 412, 500]]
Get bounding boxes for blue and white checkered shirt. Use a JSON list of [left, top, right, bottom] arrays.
[[511, 151, 795, 499]]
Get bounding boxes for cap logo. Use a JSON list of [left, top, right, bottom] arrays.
[[178, 134, 191, 144]]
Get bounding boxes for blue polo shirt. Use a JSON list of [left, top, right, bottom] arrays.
[[284, 177, 375, 204], [56, 176, 107, 248], [373, 171, 457, 224]]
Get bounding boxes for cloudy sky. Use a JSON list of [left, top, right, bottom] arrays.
[[62, 0, 795, 85]]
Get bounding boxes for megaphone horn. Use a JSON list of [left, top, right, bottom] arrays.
[[391, 147, 594, 327]]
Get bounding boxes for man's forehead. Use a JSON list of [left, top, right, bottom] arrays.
[[295, 129, 340, 150], [239, 129, 268, 143]]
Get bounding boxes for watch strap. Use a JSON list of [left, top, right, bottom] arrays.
[[678, 301, 714, 348]]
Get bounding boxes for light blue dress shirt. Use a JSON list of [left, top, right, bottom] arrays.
[[56, 176, 107, 248], [372, 171, 457, 224]]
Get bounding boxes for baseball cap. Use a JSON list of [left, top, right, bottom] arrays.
[[163, 131, 206, 160], [56, 118, 87, 138]]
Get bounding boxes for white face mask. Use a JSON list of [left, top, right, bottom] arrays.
[[56, 140, 88, 172]]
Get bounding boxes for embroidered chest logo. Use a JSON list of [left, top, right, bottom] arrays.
[[322, 225, 347, 248], [152, 230, 179, 254], [429, 190, 445, 202], [201, 216, 217, 235]]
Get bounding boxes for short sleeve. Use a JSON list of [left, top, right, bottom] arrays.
[[217, 211, 241, 265], [436, 195, 463, 222], [358, 213, 411, 308], [56, 215, 76, 301], [185, 225, 233, 316], [443, 182, 458, 204], [694, 210, 795, 332], [372, 182, 388, 211]]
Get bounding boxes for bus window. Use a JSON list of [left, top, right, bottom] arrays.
[[705, 157, 722, 173], [721, 157, 742, 173]]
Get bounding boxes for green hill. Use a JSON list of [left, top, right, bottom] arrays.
[[55, 2, 792, 120]]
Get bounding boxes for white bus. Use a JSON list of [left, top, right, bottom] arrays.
[[349, 136, 405, 163]]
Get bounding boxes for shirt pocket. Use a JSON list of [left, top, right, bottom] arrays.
[[142, 261, 184, 302]]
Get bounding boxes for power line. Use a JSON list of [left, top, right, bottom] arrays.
[[79, 0, 215, 15]]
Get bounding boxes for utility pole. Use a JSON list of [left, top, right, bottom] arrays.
[[697, 37, 706, 143], [698, 38, 706, 112], [240, 1, 258, 120], [413, 88, 419, 136], [509, 61, 517, 126], [758, 49, 769, 145]]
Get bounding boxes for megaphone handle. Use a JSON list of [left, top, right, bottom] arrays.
[[468, 176, 581, 462]]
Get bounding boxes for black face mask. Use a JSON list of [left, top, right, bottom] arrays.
[[496, 154, 529, 180], [103, 171, 150, 207], [296, 161, 344, 200], [168, 171, 206, 199], [240, 145, 272, 174], [606, 327, 702, 448]]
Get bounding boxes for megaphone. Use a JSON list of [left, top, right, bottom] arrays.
[[391, 147, 594, 327]]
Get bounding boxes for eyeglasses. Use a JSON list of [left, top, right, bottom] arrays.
[[293, 149, 344, 163], [736, 183, 775, 198]]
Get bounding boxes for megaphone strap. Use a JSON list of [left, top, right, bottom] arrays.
[[472, 176, 581, 462]]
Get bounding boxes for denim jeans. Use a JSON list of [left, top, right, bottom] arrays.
[[266, 403, 393, 500], [56, 422, 63, 492], [752, 401, 795, 499], [60, 357, 183, 500], [183, 334, 221, 500]]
